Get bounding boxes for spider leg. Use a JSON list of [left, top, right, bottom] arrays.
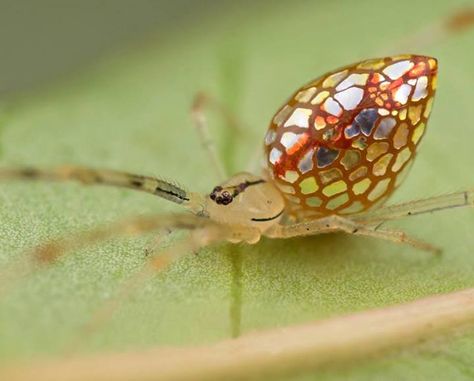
[[350, 226, 441, 254], [143, 228, 174, 257], [65, 226, 223, 352], [65, 223, 261, 352], [265, 215, 440, 254], [381, 7, 474, 54], [351, 190, 474, 226], [245, 142, 265, 174], [0, 166, 205, 214], [191, 92, 247, 181], [31, 213, 217, 264], [0, 213, 214, 294]]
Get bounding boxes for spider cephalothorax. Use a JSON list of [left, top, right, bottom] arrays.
[[205, 173, 285, 232]]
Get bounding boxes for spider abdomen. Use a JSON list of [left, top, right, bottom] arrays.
[[264, 55, 437, 218]]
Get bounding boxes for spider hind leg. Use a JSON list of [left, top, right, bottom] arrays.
[[352, 190, 474, 226], [266, 215, 441, 254]]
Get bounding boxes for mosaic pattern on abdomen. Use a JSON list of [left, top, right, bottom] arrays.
[[264, 55, 438, 219]]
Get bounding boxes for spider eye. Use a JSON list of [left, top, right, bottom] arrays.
[[210, 187, 233, 205], [210, 186, 222, 201], [220, 191, 233, 205]]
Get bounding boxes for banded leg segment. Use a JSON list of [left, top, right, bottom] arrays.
[[266, 215, 439, 253], [0, 166, 205, 214]]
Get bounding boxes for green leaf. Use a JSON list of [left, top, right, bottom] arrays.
[[1, 1, 473, 380]]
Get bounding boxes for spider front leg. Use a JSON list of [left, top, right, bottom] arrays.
[[0, 166, 205, 215], [265, 215, 440, 254]]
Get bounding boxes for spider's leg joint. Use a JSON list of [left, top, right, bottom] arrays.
[[374, 221, 385, 231], [130, 179, 144, 188]]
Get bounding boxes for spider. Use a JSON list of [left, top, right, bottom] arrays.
[[1, 54, 473, 277]]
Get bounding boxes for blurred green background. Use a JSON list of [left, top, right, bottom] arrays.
[[0, 0, 248, 97], [0, 1, 473, 380]]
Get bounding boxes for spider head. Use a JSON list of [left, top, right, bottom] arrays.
[[206, 172, 285, 231]]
